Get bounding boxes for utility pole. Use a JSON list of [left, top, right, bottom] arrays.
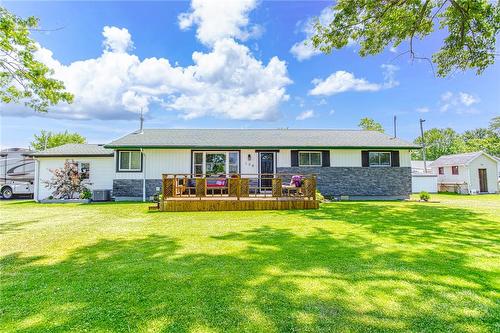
[[393, 115, 397, 138], [419, 118, 427, 173]]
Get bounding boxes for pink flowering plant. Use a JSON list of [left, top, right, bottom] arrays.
[[44, 160, 89, 199]]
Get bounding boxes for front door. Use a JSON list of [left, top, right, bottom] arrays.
[[259, 152, 275, 190], [478, 169, 488, 193]]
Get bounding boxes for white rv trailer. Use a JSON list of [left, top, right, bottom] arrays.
[[0, 148, 35, 199]]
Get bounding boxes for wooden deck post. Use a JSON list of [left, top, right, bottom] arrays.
[[196, 178, 206, 197], [272, 178, 282, 197], [163, 176, 175, 198]]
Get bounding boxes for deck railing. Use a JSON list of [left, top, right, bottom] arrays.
[[161, 173, 317, 201]]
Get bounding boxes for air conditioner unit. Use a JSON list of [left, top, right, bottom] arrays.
[[93, 189, 111, 201]]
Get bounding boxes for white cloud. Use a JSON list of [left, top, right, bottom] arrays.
[[290, 7, 334, 61], [380, 64, 399, 88], [178, 0, 261, 46], [290, 41, 321, 62], [459, 92, 479, 106], [167, 38, 291, 120], [19, 27, 291, 121], [102, 26, 134, 53], [329, 109, 335, 115], [309, 65, 398, 96], [290, 6, 354, 61], [389, 46, 398, 53], [416, 107, 430, 113], [439, 91, 480, 113], [296, 109, 314, 120], [309, 71, 380, 96]]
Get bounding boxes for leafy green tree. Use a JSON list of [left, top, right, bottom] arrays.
[[412, 128, 464, 160], [358, 117, 384, 132], [489, 116, 500, 133], [0, 7, 73, 112], [312, 0, 500, 77], [461, 128, 500, 156], [30, 130, 86, 151]]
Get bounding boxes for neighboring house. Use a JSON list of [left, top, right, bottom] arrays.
[[31, 129, 420, 201], [430, 151, 499, 194], [410, 160, 437, 193], [30, 144, 115, 200]]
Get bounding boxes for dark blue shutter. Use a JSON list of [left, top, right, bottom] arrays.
[[291, 151, 299, 167], [361, 151, 369, 167], [321, 150, 330, 167], [391, 151, 400, 167]]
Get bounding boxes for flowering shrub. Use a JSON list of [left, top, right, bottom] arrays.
[[44, 160, 89, 199]]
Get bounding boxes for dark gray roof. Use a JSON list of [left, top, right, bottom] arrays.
[[30, 144, 114, 157], [430, 151, 488, 167], [105, 129, 420, 149]]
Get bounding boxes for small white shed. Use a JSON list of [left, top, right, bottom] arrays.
[[430, 151, 499, 194], [31, 144, 115, 201]]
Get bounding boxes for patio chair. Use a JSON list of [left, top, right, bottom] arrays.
[[282, 175, 303, 196]]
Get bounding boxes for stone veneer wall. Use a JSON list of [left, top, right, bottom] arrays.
[[277, 167, 412, 197], [113, 179, 162, 199], [113, 168, 412, 199]]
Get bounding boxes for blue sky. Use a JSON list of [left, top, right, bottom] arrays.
[[1, 0, 499, 148]]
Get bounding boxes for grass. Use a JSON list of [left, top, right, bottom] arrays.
[[1, 194, 499, 332]]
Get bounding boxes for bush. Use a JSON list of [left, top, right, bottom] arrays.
[[419, 191, 430, 202], [315, 191, 325, 202], [79, 187, 92, 200], [44, 160, 88, 199]]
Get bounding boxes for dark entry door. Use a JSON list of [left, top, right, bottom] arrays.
[[259, 152, 275, 190], [478, 169, 488, 193]]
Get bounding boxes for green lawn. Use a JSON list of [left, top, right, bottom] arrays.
[[1, 195, 499, 333]]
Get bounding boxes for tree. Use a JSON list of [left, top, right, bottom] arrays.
[[44, 160, 88, 199], [412, 128, 464, 160], [312, 1, 500, 77], [358, 117, 384, 132], [461, 128, 500, 156], [0, 7, 73, 112], [30, 130, 86, 151], [489, 116, 500, 133]]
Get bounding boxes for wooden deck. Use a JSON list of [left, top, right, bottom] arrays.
[[156, 173, 319, 212], [160, 197, 319, 212]]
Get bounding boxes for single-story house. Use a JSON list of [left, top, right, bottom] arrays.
[[430, 151, 499, 194], [31, 129, 420, 201], [410, 160, 437, 193]]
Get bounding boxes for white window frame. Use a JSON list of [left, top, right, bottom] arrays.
[[192, 151, 240, 175], [118, 151, 142, 172], [368, 151, 391, 167], [298, 151, 322, 167]]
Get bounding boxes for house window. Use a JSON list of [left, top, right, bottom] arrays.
[[438, 167, 444, 175], [368, 152, 391, 167], [193, 152, 203, 176], [192, 151, 240, 176], [206, 153, 226, 175], [228, 152, 239, 174], [298, 152, 322, 167], [452, 166, 459, 175], [118, 151, 141, 171], [79, 162, 90, 180]]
